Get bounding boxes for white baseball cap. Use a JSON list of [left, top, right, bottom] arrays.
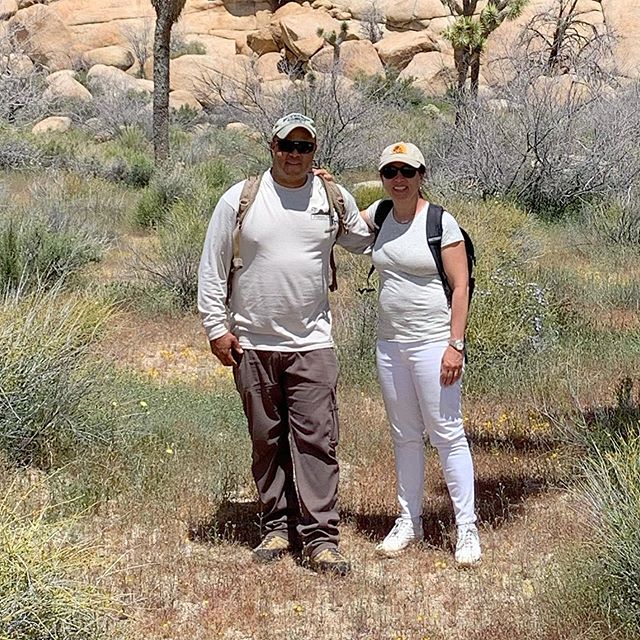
[[378, 142, 425, 170], [272, 113, 317, 140]]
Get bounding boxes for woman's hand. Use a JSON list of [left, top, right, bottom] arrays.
[[313, 166, 334, 181], [440, 345, 464, 386]]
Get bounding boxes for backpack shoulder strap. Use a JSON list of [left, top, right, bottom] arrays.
[[227, 175, 262, 305], [320, 177, 346, 237], [373, 199, 393, 234], [320, 177, 347, 292], [426, 203, 453, 306], [360, 199, 394, 293]]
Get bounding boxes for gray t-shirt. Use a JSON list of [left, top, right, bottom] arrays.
[[198, 171, 373, 351], [364, 200, 464, 343]]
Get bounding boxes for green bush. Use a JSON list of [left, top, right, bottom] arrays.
[[355, 67, 426, 109], [567, 436, 640, 637], [0, 290, 111, 468], [455, 199, 559, 370], [0, 219, 103, 293], [134, 164, 197, 228], [351, 182, 386, 210], [134, 203, 208, 311], [0, 486, 110, 640]]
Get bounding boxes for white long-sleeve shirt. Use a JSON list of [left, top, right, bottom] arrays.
[[198, 170, 373, 351]]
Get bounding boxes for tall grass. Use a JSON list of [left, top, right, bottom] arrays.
[[0, 475, 112, 640], [0, 289, 111, 468]]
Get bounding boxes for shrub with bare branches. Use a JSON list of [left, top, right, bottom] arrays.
[[359, 0, 385, 43], [425, 46, 640, 217], [0, 29, 49, 124], [196, 61, 406, 172], [120, 17, 154, 78], [520, 0, 613, 77]]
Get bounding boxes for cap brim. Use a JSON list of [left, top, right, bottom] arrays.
[[274, 124, 316, 139], [378, 154, 422, 170]]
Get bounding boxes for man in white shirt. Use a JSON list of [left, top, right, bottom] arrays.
[[198, 113, 372, 575]]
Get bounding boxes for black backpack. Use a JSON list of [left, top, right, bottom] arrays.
[[362, 199, 476, 307]]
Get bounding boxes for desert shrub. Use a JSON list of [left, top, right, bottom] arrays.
[[452, 199, 559, 377], [79, 89, 152, 139], [26, 171, 129, 239], [171, 39, 207, 58], [354, 66, 426, 109], [351, 182, 386, 209], [79, 132, 154, 187], [0, 129, 44, 169], [558, 377, 640, 461], [93, 149, 154, 187], [0, 172, 119, 292], [0, 290, 112, 467], [333, 279, 379, 388], [425, 59, 640, 218], [175, 125, 269, 176], [135, 164, 197, 227], [133, 203, 208, 311], [135, 158, 234, 228], [564, 435, 640, 637], [0, 35, 49, 125], [0, 484, 111, 640], [170, 104, 204, 130], [0, 219, 103, 293], [584, 191, 640, 249]]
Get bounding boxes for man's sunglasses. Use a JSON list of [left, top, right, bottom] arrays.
[[380, 165, 420, 179], [276, 139, 316, 154]]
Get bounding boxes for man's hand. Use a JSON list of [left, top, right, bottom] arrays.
[[209, 332, 243, 367], [440, 346, 464, 386]]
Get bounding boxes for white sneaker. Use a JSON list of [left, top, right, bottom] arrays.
[[455, 523, 481, 566], [375, 517, 423, 557]]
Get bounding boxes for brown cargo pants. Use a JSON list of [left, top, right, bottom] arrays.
[[233, 347, 340, 555]]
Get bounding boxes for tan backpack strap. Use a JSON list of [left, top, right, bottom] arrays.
[[321, 177, 347, 238], [226, 175, 262, 305], [319, 177, 347, 292]]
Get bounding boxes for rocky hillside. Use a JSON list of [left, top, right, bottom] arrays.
[[1, 0, 638, 114]]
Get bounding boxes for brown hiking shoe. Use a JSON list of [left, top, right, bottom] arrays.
[[252, 535, 290, 563], [308, 547, 351, 576]]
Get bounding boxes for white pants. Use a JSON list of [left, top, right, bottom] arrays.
[[376, 339, 477, 526]]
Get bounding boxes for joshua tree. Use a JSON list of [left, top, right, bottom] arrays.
[[441, 0, 528, 100], [317, 21, 349, 67], [151, 0, 187, 163]]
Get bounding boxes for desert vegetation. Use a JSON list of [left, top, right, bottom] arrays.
[[1, 4, 639, 639]]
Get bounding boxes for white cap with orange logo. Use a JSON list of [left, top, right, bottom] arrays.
[[378, 142, 425, 170]]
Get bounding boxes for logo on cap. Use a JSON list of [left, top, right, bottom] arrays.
[[392, 144, 407, 154]]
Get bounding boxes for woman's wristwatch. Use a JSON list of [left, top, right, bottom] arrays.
[[448, 338, 465, 352]]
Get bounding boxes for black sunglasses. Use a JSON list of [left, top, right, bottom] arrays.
[[276, 139, 316, 154], [380, 165, 420, 179]]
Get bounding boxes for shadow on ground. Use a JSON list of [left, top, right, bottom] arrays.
[[345, 468, 549, 549], [188, 499, 263, 548]]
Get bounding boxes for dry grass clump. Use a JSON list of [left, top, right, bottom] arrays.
[[0, 288, 112, 468], [0, 471, 113, 640]]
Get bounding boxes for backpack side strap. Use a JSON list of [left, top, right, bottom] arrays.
[[320, 177, 347, 292], [426, 203, 452, 306], [226, 175, 262, 305]]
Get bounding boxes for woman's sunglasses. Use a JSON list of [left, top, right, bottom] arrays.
[[380, 165, 420, 179], [276, 139, 316, 154]]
